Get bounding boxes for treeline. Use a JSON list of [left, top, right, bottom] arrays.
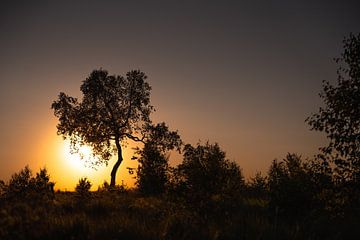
[[0, 143, 359, 239], [136, 141, 359, 219]]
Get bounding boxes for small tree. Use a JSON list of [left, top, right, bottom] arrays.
[[136, 122, 182, 195], [52, 69, 155, 186], [136, 143, 168, 195]]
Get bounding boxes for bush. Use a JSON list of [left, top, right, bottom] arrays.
[[4, 166, 54, 203], [75, 177, 92, 198], [173, 142, 245, 216]]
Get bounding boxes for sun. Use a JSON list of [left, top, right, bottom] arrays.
[[63, 140, 93, 170]]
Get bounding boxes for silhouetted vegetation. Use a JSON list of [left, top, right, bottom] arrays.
[[1, 33, 359, 239], [136, 143, 169, 195], [1, 166, 54, 204], [307, 33, 360, 219], [135, 122, 182, 195], [75, 177, 92, 199], [169, 142, 245, 220], [51, 70, 180, 187]]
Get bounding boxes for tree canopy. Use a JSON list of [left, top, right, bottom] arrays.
[[306, 33, 360, 182]]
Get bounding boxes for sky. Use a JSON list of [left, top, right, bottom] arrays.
[[0, 0, 359, 190]]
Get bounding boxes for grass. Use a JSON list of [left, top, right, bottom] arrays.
[[0, 189, 359, 240]]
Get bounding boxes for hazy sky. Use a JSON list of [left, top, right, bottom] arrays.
[[1, 1, 359, 189]]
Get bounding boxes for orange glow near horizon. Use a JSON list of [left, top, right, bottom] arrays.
[[32, 122, 140, 191]]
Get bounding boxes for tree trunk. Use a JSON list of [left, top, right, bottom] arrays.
[[110, 138, 123, 187]]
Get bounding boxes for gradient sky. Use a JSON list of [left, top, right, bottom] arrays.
[[1, 1, 359, 189]]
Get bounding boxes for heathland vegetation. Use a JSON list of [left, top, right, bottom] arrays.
[[0, 33, 359, 239]]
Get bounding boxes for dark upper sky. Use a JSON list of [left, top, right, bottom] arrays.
[[0, 0, 359, 185]]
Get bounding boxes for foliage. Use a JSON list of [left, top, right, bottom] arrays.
[[246, 172, 268, 199], [306, 33, 360, 183], [75, 177, 92, 198], [143, 122, 182, 152], [267, 154, 317, 217], [1, 181, 359, 240], [306, 33, 360, 217], [3, 166, 54, 203], [0, 180, 7, 199], [135, 122, 182, 195], [136, 143, 169, 195], [52, 69, 154, 186], [173, 142, 245, 217]]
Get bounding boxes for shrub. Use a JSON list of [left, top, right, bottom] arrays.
[[75, 177, 92, 198], [4, 166, 54, 203], [173, 142, 245, 216]]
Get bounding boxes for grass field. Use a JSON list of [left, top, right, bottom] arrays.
[[1, 188, 358, 240]]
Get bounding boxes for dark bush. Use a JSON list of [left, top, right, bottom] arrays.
[[173, 142, 245, 217], [75, 177, 92, 198], [4, 166, 54, 203]]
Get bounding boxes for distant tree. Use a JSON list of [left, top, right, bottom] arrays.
[[135, 123, 182, 195], [52, 69, 173, 186], [306, 33, 360, 183]]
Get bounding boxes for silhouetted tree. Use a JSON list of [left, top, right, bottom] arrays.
[[52, 69, 155, 186], [136, 123, 182, 195], [174, 142, 244, 216], [136, 144, 168, 195], [306, 34, 360, 216], [306, 33, 360, 183], [268, 154, 315, 217]]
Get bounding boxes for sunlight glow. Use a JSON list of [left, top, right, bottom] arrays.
[[63, 141, 92, 171], [49, 137, 139, 190]]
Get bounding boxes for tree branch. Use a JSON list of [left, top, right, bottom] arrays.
[[124, 133, 145, 143]]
